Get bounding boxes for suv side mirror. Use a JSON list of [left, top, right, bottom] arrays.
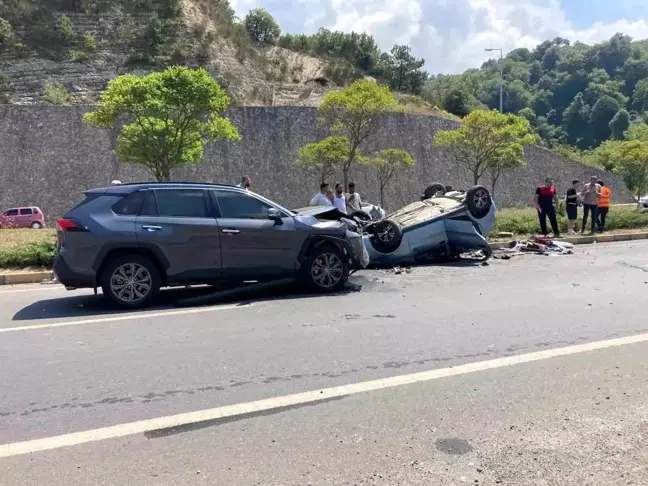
[[267, 207, 283, 225]]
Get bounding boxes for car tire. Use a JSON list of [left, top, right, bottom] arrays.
[[100, 255, 161, 309], [368, 219, 403, 254], [466, 185, 492, 219], [349, 210, 371, 222], [31, 222, 42, 229], [302, 244, 349, 293], [423, 183, 446, 200]]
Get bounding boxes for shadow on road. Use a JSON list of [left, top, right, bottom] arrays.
[[11, 257, 485, 322]]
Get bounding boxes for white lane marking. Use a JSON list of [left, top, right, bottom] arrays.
[[0, 286, 68, 295], [2, 332, 648, 458], [0, 303, 253, 334]]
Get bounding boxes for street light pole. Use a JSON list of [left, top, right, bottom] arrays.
[[485, 48, 503, 113]]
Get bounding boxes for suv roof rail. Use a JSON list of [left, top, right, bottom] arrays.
[[104, 181, 239, 188]]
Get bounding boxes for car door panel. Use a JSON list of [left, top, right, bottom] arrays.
[[211, 190, 301, 279], [135, 189, 222, 282]]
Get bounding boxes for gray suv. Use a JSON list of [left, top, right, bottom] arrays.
[[54, 183, 367, 309]]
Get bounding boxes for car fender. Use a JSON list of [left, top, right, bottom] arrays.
[[297, 235, 352, 265], [92, 242, 171, 274]]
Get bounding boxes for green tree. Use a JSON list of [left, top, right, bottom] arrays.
[[609, 109, 630, 140], [244, 9, 280, 45], [83, 67, 240, 181], [590, 95, 620, 145], [382, 45, 426, 94], [55, 14, 74, 45], [632, 79, 648, 112], [518, 107, 537, 125], [369, 149, 415, 207], [442, 87, 473, 117], [0, 17, 19, 51], [318, 80, 398, 188], [294, 136, 351, 185], [614, 141, 648, 203], [433, 110, 535, 185], [562, 92, 591, 148]]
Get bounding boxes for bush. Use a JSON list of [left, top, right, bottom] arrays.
[[0, 241, 57, 269], [492, 206, 648, 236], [83, 32, 97, 53], [68, 48, 88, 62], [43, 82, 72, 105]]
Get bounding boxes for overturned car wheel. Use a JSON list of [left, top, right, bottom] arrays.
[[423, 182, 446, 200], [302, 244, 349, 292], [369, 219, 403, 254], [466, 185, 492, 219]]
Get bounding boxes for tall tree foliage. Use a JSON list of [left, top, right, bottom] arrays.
[[423, 33, 648, 150], [84, 67, 240, 181]]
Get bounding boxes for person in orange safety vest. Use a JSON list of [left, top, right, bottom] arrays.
[[596, 180, 611, 232]]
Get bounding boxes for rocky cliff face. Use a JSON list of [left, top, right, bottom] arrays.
[[0, 0, 335, 106], [0, 105, 635, 221]]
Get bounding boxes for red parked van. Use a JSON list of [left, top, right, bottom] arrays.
[[0, 207, 46, 229]]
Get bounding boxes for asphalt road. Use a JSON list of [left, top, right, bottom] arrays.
[[1, 241, 648, 485]]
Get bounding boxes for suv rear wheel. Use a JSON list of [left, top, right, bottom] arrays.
[[302, 244, 349, 292], [101, 255, 161, 309]]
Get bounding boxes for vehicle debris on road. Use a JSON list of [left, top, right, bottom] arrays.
[[494, 236, 575, 259]]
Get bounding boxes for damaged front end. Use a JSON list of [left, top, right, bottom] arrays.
[[293, 206, 370, 269]]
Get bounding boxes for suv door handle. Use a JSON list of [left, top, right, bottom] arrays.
[[142, 225, 163, 232], [222, 229, 240, 234]]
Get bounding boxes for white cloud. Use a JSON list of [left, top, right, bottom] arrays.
[[229, 0, 648, 74]]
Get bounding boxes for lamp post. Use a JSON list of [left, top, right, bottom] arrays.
[[485, 48, 503, 113]]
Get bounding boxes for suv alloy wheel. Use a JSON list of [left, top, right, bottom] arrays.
[[303, 244, 349, 292], [101, 255, 162, 309]]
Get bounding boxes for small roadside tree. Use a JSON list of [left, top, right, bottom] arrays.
[[369, 149, 415, 207], [84, 67, 240, 182], [614, 140, 648, 205], [294, 136, 351, 185], [318, 80, 398, 188], [433, 109, 535, 186], [244, 9, 281, 45]]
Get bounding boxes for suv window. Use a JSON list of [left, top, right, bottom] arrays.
[[19, 208, 33, 215], [112, 191, 146, 216], [214, 190, 273, 219], [4, 209, 18, 216], [155, 189, 208, 218]]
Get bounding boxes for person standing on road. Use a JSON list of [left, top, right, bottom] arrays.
[[346, 182, 362, 214], [333, 183, 347, 214], [534, 178, 561, 237], [566, 179, 580, 235], [237, 175, 251, 191], [596, 180, 611, 232], [310, 182, 333, 207], [580, 176, 601, 235]]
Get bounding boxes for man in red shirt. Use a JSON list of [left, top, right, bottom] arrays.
[[534, 177, 561, 237]]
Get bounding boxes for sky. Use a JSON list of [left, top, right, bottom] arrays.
[[230, 0, 648, 74]]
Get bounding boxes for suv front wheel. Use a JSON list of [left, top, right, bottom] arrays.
[[101, 255, 161, 309], [302, 244, 349, 292]]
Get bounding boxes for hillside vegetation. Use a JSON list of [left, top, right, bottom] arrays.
[[423, 35, 648, 151]]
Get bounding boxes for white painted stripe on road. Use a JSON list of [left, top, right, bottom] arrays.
[[0, 286, 68, 294], [0, 303, 253, 334], [2, 331, 648, 458]]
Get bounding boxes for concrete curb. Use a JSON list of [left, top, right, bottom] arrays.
[[490, 231, 648, 250], [0, 271, 53, 286]]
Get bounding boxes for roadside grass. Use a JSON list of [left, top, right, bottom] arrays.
[[0, 229, 57, 270], [492, 205, 648, 237]]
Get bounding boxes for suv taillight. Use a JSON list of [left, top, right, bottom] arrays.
[[57, 219, 86, 232]]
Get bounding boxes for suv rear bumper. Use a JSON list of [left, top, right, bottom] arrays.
[[53, 254, 95, 289]]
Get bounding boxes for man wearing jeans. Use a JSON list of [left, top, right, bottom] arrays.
[[581, 175, 601, 234], [534, 178, 560, 237]]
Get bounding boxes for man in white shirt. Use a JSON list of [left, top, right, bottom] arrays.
[[237, 175, 251, 191], [333, 183, 347, 214], [346, 181, 362, 213], [310, 182, 333, 207]]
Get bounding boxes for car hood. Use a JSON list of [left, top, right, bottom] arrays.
[[292, 206, 347, 218]]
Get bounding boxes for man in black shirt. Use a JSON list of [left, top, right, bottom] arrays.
[[534, 177, 560, 237], [566, 179, 580, 235]]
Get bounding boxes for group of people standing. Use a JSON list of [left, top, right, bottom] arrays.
[[535, 175, 611, 238], [310, 182, 362, 215]]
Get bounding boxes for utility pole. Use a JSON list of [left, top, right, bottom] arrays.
[[485, 48, 503, 113]]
